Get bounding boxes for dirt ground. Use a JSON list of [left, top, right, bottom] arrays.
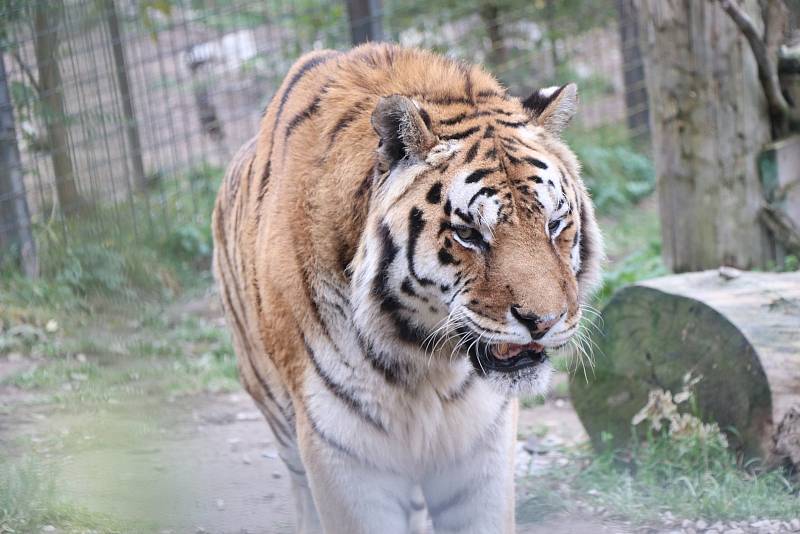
[[0, 293, 631, 534], [1, 385, 630, 533]]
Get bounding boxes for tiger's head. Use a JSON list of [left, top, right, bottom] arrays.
[[351, 83, 603, 396]]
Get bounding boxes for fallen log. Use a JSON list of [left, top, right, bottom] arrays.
[[570, 269, 800, 465]]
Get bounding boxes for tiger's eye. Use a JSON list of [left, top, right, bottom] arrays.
[[548, 220, 560, 234], [454, 225, 482, 244]]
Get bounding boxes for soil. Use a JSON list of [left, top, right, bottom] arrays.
[[0, 295, 630, 534]]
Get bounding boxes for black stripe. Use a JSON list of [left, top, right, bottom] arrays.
[[438, 248, 459, 265], [454, 208, 473, 224], [284, 93, 322, 143], [375, 224, 433, 345], [439, 112, 467, 126], [426, 182, 443, 204], [441, 125, 481, 141], [422, 94, 472, 105], [464, 167, 499, 184], [525, 156, 548, 169], [256, 160, 271, 206], [274, 52, 337, 134], [467, 186, 497, 207], [463, 141, 480, 164], [329, 100, 367, 143], [305, 408, 364, 461], [577, 202, 591, 278], [418, 106, 432, 129], [357, 332, 406, 386], [304, 339, 386, 432], [407, 209, 435, 287], [400, 277, 426, 301], [476, 89, 500, 98], [215, 236, 294, 438], [282, 461, 306, 476], [497, 118, 527, 128], [373, 224, 408, 313], [490, 107, 515, 116], [441, 372, 475, 402]]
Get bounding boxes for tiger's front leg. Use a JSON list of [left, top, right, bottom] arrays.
[[297, 413, 421, 534], [422, 399, 518, 534]]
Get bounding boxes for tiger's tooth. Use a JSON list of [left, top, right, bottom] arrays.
[[497, 343, 508, 355]]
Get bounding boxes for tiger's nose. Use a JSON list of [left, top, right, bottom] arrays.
[[510, 306, 565, 339]]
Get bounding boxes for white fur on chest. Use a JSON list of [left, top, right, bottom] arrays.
[[302, 332, 509, 477]]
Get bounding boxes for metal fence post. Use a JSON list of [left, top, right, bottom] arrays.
[[0, 53, 38, 277], [346, 0, 383, 45]]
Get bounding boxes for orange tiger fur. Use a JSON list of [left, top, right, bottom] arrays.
[[212, 43, 602, 534]]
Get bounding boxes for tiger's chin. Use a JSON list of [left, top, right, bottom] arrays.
[[465, 339, 554, 397]]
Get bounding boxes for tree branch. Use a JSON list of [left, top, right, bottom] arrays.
[[8, 49, 40, 95], [760, 203, 800, 253], [717, 0, 800, 124]]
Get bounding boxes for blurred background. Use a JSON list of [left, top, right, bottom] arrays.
[[0, 0, 798, 533]]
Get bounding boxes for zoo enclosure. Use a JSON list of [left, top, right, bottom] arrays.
[[0, 0, 650, 275]]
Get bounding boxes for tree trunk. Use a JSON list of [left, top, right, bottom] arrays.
[[33, 0, 82, 214], [345, 0, 383, 45], [544, 0, 560, 74], [635, 0, 775, 271], [0, 53, 38, 277], [570, 269, 800, 465], [478, 0, 507, 69], [105, 0, 146, 192]]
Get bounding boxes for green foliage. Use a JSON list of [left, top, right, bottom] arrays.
[[596, 239, 667, 306], [0, 163, 222, 312], [567, 127, 656, 214]]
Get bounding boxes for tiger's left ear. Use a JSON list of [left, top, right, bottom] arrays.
[[371, 95, 437, 172], [522, 83, 578, 135]]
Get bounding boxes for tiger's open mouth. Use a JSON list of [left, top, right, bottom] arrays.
[[466, 337, 548, 374]]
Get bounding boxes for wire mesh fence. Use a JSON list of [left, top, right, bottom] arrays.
[[0, 0, 650, 276]]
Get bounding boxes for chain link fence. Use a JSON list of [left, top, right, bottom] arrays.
[[0, 0, 650, 276]]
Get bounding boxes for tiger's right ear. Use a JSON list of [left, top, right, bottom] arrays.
[[371, 95, 437, 171]]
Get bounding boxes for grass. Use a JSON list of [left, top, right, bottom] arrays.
[[3, 309, 239, 407], [0, 459, 127, 534], [572, 437, 799, 522], [519, 386, 800, 525]]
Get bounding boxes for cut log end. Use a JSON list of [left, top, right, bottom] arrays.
[[571, 270, 800, 461]]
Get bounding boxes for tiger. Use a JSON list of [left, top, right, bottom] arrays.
[[211, 42, 602, 534]]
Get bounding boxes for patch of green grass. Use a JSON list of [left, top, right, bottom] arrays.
[[519, 387, 800, 525], [3, 308, 239, 406], [0, 459, 126, 534], [569, 434, 799, 522]]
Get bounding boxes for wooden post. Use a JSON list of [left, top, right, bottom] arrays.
[[0, 54, 38, 277], [345, 0, 383, 45], [635, 0, 775, 271]]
